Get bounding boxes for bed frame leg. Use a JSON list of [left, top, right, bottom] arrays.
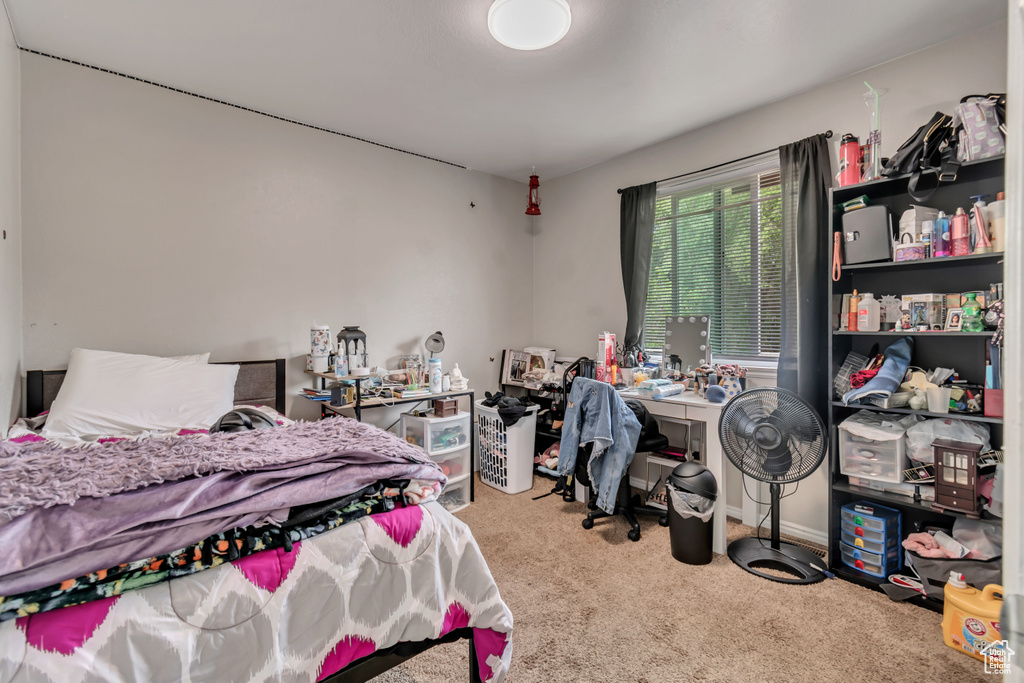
[[469, 635, 483, 683]]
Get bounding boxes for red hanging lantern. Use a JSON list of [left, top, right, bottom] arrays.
[[526, 173, 541, 216]]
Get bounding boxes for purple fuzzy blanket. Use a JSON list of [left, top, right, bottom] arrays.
[[0, 418, 449, 595], [0, 417, 439, 523]]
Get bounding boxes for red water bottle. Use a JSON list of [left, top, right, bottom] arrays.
[[837, 134, 861, 187]]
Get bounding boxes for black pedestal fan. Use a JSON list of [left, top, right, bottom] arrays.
[[719, 387, 829, 584]]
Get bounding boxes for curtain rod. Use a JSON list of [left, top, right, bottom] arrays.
[[616, 130, 833, 194]]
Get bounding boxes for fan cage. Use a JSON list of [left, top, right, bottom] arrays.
[[719, 387, 827, 483]]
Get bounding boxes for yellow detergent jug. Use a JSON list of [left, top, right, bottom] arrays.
[[941, 571, 1005, 662]]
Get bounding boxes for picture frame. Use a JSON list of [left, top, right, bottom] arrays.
[[944, 308, 963, 332], [500, 349, 530, 387]]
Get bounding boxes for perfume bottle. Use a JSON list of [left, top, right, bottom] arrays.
[[933, 211, 950, 258]]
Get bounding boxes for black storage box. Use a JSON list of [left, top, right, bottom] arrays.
[[842, 205, 893, 264]]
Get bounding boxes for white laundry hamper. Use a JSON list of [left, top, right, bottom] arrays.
[[476, 400, 539, 494]]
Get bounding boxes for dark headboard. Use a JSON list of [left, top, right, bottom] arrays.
[[25, 359, 286, 418]]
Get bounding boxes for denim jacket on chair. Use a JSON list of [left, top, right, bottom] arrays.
[[557, 377, 641, 514]]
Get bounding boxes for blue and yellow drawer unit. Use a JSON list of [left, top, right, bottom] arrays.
[[839, 502, 901, 577]]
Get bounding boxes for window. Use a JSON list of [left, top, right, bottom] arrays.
[[644, 155, 782, 363]]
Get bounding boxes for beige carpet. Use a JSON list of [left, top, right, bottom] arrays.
[[371, 475, 986, 682]]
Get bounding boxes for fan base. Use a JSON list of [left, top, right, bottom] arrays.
[[727, 537, 827, 585]]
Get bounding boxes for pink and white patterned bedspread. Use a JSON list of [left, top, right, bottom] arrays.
[[0, 502, 513, 683]]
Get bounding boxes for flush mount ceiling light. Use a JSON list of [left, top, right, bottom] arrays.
[[488, 0, 572, 51]]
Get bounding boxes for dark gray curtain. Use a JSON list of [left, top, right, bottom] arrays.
[[619, 182, 657, 351], [778, 134, 833, 418]]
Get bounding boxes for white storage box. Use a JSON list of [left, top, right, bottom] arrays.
[[400, 411, 471, 456], [838, 412, 912, 484], [434, 445, 471, 486], [437, 476, 470, 513], [476, 399, 539, 494]]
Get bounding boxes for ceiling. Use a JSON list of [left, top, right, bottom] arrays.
[[2, 0, 1007, 181]]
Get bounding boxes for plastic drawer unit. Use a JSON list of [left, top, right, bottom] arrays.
[[839, 502, 902, 577], [437, 476, 470, 513], [838, 429, 907, 484], [839, 543, 900, 578], [433, 445, 470, 489], [400, 411, 471, 456]]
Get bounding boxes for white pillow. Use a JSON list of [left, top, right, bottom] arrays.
[[169, 352, 211, 363], [41, 349, 239, 438]]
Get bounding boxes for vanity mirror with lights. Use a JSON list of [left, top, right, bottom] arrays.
[[662, 315, 711, 374]]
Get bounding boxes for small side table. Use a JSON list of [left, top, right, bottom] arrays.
[[302, 371, 476, 502]]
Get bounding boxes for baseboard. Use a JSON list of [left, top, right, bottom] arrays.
[[711, 498, 829, 547]]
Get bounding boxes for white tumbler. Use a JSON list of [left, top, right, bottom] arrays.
[[311, 324, 331, 374]]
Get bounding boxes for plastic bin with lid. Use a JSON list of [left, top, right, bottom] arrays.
[[400, 411, 471, 456]]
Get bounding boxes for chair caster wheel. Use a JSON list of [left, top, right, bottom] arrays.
[[659, 516, 669, 527], [627, 529, 641, 542], [582, 518, 594, 530]]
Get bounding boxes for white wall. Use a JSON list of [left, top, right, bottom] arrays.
[[536, 22, 1008, 541], [19, 53, 534, 424], [0, 13, 20, 436]]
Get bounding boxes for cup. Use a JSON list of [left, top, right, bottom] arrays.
[[926, 386, 952, 414]]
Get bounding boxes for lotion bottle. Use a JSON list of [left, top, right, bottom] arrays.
[[857, 293, 881, 332], [989, 191, 1006, 252]]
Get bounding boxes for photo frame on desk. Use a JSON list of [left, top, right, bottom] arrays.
[[500, 349, 530, 387]]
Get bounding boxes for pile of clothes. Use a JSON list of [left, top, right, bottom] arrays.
[[481, 391, 529, 427]]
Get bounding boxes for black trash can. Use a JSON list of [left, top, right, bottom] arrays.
[[666, 462, 718, 565]]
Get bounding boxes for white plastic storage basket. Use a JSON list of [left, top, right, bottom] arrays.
[[476, 399, 539, 494]]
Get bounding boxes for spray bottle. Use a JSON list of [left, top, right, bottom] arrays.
[[951, 208, 971, 257], [921, 220, 934, 258]]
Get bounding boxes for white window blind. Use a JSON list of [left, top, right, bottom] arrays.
[[644, 154, 782, 362]]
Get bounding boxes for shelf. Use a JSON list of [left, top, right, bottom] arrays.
[[831, 401, 1002, 424], [831, 156, 1004, 202], [841, 253, 1004, 271], [536, 429, 562, 439], [833, 330, 994, 337], [832, 481, 941, 514], [647, 454, 685, 469], [828, 153, 1004, 601], [829, 565, 942, 613]]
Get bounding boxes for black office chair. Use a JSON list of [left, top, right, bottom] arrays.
[[561, 366, 671, 542], [579, 399, 670, 541]]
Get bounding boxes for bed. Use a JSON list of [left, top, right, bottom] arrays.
[[0, 352, 512, 683]]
